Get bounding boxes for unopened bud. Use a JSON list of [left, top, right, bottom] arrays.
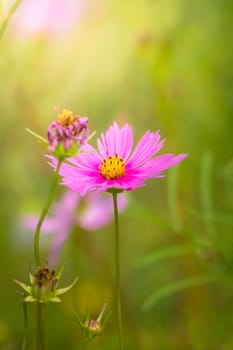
[[74, 303, 111, 342], [14, 263, 78, 303]]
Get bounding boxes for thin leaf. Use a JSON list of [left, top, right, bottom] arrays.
[[167, 165, 182, 233], [214, 212, 233, 227], [200, 151, 217, 237], [187, 206, 233, 228], [135, 244, 196, 268], [142, 274, 223, 311], [125, 201, 169, 228]]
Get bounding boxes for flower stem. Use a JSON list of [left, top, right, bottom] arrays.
[[21, 295, 28, 350], [34, 160, 62, 267], [112, 191, 124, 350], [87, 340, 91, 350], [0, 0, 22, 39], [37, 303, 45, 350]]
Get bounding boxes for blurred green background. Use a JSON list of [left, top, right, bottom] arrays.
[[0, 0, 233, 349]]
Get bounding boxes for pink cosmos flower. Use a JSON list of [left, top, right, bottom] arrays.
[[12, 0, 86, 38], [48, 122, 187, 195], [22, 190, 128, 265]]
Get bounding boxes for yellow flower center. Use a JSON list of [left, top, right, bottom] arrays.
[[57, 109, 79, 127], [99, 154, 125, 180]]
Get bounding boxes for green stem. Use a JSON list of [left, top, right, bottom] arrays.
[[167, 165, 182, 233], [0, 0, 22, 39], [37, 303, 45, 350], [200, 151, 217, 237], [87, 340, 91, 350], [21, 296, 28, 350], [34, 160, 62, 267], [112, 191, 124, 350]]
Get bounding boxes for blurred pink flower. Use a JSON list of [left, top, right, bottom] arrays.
[[22, 190, 128, 265], [48, 122, 187, 195], [12, 0, 86, 38]]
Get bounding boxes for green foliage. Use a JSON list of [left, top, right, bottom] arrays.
[[0, 0, 233, 348], [142, 274, 225, 311]]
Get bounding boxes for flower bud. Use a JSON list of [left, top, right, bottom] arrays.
[[26, 108, 90, 160], [31, 266, 58, 301], [14, 263, 78, 303], [83, 319, 103, 339], [74, 303, 111, 342], [47, 108, 89, 159]]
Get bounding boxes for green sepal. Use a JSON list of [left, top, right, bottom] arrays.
[[56, 265, 65, 280], [13, 279, 32, 294], [86, 130, 96, 143], [56, 276, 78, 296], [23, 295, 37, 302], [25, 128, 48, 148], [49, 297, 61, 303], [53, 142, 77, 160], [29, 272, 34, 285], [73, 311, 83, 328], [102, 310, 112, 328]]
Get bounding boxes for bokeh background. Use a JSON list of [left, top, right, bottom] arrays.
[[0, 0, 233, 349]]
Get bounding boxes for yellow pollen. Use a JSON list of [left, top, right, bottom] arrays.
[[57, 109, 79, 127], [99, 154, 125, 180]]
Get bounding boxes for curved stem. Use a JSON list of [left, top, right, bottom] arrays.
[[112, 191, 124, 350], [34, 160, 62, 267], [37, 303, 45, 350], [0, 0, 22, 40]]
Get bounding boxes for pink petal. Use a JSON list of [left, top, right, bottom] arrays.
[[119, 123, 134, 159], [127, 131, 163, 168], [98, 122, 133, 159], [141, 153, 188, 177]]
